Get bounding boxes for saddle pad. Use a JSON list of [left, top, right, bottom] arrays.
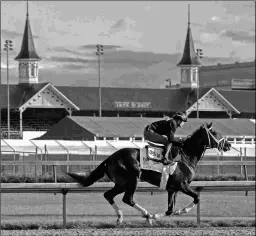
[[140, 146, 162, 173], [140, 147, 178, 174]]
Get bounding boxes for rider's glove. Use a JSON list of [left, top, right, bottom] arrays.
[[178, 138, 184, 148]]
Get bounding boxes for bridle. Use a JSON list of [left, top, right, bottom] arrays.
[[179, 124, 227, 170], [204, 125, 226, 151]]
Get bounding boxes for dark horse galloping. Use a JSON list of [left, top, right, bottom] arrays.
[[68, 122, 231, 224]]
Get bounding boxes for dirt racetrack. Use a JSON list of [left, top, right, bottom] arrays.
[[2, 227, 255, 236]]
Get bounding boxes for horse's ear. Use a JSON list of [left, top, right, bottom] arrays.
[[207, 122, 213, 129]]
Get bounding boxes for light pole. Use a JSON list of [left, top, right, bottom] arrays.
[[4, 40, 13, 139], [196, 48, 203, 119], [96, 44, 104, 117]]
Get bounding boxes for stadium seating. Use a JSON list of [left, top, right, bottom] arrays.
[[1, 115, 60, 138]]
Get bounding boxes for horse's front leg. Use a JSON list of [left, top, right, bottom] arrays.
[[173, 182, 198, 215], [153, 190, 178, 220]]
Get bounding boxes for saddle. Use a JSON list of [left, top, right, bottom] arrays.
[[145, 140, 165, 163], [141, 140, 178, 190]]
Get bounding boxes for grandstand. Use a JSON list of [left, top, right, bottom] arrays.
[[0, 2, 255, 141], [34, 117, 256, 141], [1, 138, 255, 177]]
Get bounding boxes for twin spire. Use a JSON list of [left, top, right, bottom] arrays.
[[14, 2, 200, 76], [14, 1, 41, 61], [26, 0, 29, 17], [177, 4, 201, 66]]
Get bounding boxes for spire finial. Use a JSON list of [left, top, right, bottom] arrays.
[[26, 1, 29, 17], [188, 4, 190, 26]]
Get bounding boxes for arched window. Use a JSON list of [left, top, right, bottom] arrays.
[[20, 63, 26, 77], [192, 69, 197, 82], [185, 69, 190, 82], [31, 64, 36, 77]]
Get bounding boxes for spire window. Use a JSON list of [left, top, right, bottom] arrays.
[[31, 64, 36, 77], [192, 69, 197, 82]]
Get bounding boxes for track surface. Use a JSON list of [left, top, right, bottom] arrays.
[[2, 191, 255, 236], [2, 228, 256, 236]]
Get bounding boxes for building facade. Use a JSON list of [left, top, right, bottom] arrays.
[[1, 3, 255, 140]]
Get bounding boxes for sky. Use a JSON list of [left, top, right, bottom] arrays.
[[1, 1, 255, 88]]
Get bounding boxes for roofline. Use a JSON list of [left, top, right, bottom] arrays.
[[186, 87, 240, 114], [19, 83, 50, 111], [19, 83, 80, 111], [212, 88, 240, 114], [49, 83, 80, 110], [15, 58, 41, 61], [177, 64, 202, 67], [200, 61, 255, 71]]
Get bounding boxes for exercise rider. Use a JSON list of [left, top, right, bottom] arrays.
[[143, 112, 188, 165]]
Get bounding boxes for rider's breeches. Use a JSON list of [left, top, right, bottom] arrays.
[[143, 127, 169, 146]]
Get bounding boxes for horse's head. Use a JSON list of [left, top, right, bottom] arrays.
[[202, 122, 231, 152]]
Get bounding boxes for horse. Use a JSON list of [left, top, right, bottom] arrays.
[[67, 122, 231, 225]]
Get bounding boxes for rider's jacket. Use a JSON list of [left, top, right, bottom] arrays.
[[149, 118, 181, 145]]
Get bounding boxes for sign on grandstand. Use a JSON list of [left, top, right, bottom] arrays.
[[113, 101, 152, 109], [231, 79, 255, 90]]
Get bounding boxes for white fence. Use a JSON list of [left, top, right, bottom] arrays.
[[2, 181, 255, 228], [1, 139, 255, 177], [1, 139, 255, 156]]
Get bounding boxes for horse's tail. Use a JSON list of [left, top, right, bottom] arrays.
[[67, 159, 107, 187]]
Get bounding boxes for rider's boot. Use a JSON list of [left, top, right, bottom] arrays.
[[161, 143, 173, 165]]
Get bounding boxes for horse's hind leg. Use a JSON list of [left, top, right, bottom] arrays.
[[104, 184, 125, 224], [122, 174, 153, 224]]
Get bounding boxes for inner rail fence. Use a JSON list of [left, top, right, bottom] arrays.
[[1, 181, 255, 228], [1, 139, 255, 178], [1, 157, 255, 197]]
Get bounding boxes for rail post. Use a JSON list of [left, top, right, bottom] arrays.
[[53, 165, 57, 183], [35, 147, 38, 177], [243, 147, 248, 196], [62, 189, 68, 229], [196, 188, 202, 225]]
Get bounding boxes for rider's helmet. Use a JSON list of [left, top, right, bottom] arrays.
[[173, 111, 188, 122]]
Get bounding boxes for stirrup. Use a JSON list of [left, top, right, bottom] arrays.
[[164, 143, 172, 158], [162, 158, 173, 166]]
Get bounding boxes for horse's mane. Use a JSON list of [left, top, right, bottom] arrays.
[[182, 124, 206, 159], [184, 124, 204, 144]]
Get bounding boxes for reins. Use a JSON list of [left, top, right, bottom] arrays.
[[179, 125, 225, 172]]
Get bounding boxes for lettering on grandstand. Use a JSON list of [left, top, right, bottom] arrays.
[[231, 79, 255, 90], [113, 101, 152, 109]]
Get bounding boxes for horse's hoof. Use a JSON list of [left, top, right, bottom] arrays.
[[116, 215, 123, 225], [145, 214, 153, 225], [116, 219, 123, 225], [147, 218, 153, 225], [183, 208, 188, 213], [173, 209, 181, 215]]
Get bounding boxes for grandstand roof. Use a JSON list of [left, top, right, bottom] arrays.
[[57, 86, 208, 112], [0, 84, 254, 115], [218, 90, 255, 113], [37, 116, 255, 140], [0, 84, 207, 112], [0, 83, 47, 109]]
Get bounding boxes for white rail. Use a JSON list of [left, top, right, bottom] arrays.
[[1, 181, 255, 228]]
